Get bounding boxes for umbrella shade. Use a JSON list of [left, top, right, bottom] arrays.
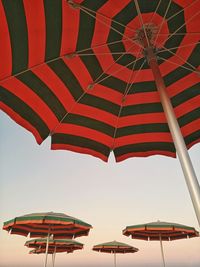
[[29, 247, 77, 254], [93, 240, 139, 253], [123, 221, 199, 241], [3, 212, 92, 238], [25, 238, 84, 251], [0, 0, 200, 162]]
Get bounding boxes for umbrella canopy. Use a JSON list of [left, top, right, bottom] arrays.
[[0, 0, 199, 162], [1, 0, 200, 225], [123, 221, 199, 266], [123, 220, 199, 240], [3, 212, 92, 238], [93, 240, 139, 253], [26, 238, 84, 267], [93, 240, 138, 267], [25, 238, 84, 251]]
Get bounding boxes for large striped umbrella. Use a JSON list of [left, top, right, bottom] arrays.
[[0, 1, 200, 223], [3, 212, 92, 267], [93, 240, 139, 267], [123, 221, 199, 267], [25, 238, 84, 267]]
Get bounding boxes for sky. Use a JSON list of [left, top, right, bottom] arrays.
[[0, 110, 200, 267]]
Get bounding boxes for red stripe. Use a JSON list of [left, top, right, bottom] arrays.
[[61, 0, 80, 56], [174, 95, 200, 117], [1, 78, 59, 131], [63, 56, 92, 91], [23, 0, 46, 68], [32, 64, 74, 110], [0, 102, 43, 144], [114, 133, 173, 147], [72, 103, 117, 126], [54, 124, 113, 147], [184, 1, 200, 32], [52, 144, 108, 162], [116, 150, 176, 162], [118, 113, 167, 127], [125, 91, 160, 105], [0, 1, 12, 80], [181, 119, 200, 137]]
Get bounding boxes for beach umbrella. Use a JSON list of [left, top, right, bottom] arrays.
[[93, 240, 139, 267], [123, 220, 199, 267], [0, 1, 200, 224], [3, 212, 92, 267], [25, 238, 84, 267]]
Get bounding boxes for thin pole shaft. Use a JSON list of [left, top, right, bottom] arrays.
[[114, 251, 117, 267], [146, 46, 200, 226], [159, 235, 166, 267], [44, 232, 50, 267], [53, 247, 56, 267]]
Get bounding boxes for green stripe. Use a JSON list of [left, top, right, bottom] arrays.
[[76, 0, 107, 51], [114, 142, 175, 158], [18, 71, 66, 121], [48, 59, 84, 100], [185, 130, 200, 146], [0, 87, 49, 140], [44, 0, 62, 60], [121, 103, 163, 116], [52, 133, 110, 157], [80, 94, 120, 116], [2, 0, 28, 74], [179, 108, 200, 127], [172, 84, 200, 107], [63, 114, 115, 137], [116, 123, 169, 138]]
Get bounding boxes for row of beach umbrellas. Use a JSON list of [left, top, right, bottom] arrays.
[[3, 211, 199, 267]]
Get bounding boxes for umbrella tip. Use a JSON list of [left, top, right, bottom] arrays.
[[67, 0, 80, 9]]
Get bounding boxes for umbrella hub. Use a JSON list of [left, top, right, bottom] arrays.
[[135, 23, 158, 48]]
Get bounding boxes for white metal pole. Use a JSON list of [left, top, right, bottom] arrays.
[[146, 45, 200, 226], [159, 235, 166, 267], [114, 251, 117, 267], [52, 247, 56, 267], [44, 232, 50, 267]]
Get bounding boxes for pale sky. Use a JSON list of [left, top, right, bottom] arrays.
[[0, 111, 200, 267]]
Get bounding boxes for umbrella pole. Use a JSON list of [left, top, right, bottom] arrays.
[[52, 246, 56, 267], [114, 251, 117, 267], [44, 232, 50, 267], [146, 45, 200, 226], [159, 235, 166, 267]]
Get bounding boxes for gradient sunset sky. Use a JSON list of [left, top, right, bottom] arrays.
[[0, 111, 200, 267]]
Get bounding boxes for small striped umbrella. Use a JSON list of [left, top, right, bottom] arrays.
[[123, 221, 199, 267], [0, 1, 200, 224], [3, 212, 92, 267], [25, 238, 84, 267], [93, 240, 139, 267]]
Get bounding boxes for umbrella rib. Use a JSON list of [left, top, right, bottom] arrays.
[[154, 0, 172, 45], [165, 0, 200, 23], [68, 1, 135, 33], [134, 0, 150, 47], [157, 56, 200, 75], [75, 39, 136, 54], [93, 56, 144, 85], [160, 44, 198, 71], [73, 2, 143, 49], [156, 32, 200, 36], [148, 0, 162, 25], [0, 54, 70, 84], [164, 9, 200, 44], [93, 42, 140, 85], [77, 51, 137, 56], [111, 58, 146, 150], [156, 41, 200, 52]]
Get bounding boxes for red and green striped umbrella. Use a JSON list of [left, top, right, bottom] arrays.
[[3, 212, 91, 267], [123, 221, 199, 266], [26, 238, 84, 267], [0, 1, 200, 223], [93, 240, 139, 267], [3, 212, 92, 238]]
